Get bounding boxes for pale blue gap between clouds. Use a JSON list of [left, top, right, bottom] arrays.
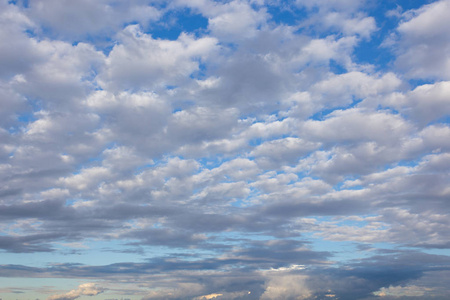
[[0, 0, 450, 300]]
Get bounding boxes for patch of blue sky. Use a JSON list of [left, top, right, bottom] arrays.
[[336, 217, 372, 229], [329, 59, 347, 75], [24, 96, 44, 112], [230, 199, 246, 208], [370, 242, 399, 252], [393, 156, 425, 168], [45, 240, 150, 266], [294, 172, 321, 183], [355, 1, 441, 77], [266, 1, 308, 27], [406, 78, 438, 90], [133, 162, 156, 175], [310, 235, 397, 264], [7, 125, 20, 135], [418, 248, 450, 256], [65, 198, 81, 206], [170, 99, 196, 113], [17, 111, 37, 124], [0, 251, 56, 269], [147, 8, 208, 41], [213, 231, 283, 244], [310, 100, 363, 121], [353, 36, 396, 72], [231, 188, 258, 208], [312, 216, 335, 223], [351, 3, 400, 70], [0, 277, 81, 299], [429, 115, 450, 126], [88, 35, 119, 56], [190, 62, 208, 80], [155, 247, 218, 262], [396, 0, 438, 11], [81, 68, 100, 85], [67, 160, 103, 177], [247, 128, 296, 146], [86, 155, 104, 165], [376, 105, 401, 116], [302, 233, 363, 263], [333, 180, 364, 191], [196, 156, 234, 170], [247, 137, 265, 148]]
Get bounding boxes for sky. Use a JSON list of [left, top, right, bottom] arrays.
[[1, 0, 450, 299]]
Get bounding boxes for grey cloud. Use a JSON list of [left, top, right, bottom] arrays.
[[0, 1, 449, 299], [0, 233, 63, 253], [0, 2, 40, 80], [250, 137, 320, 169], [98, 25, 218, 92], [1, 250, 447, 299], [0, 199, 67, 220], [300, 108, 412, 146], [393, 0, 450, 80], [24, 0, 162, 40]]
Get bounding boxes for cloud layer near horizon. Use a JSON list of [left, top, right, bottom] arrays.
[[1, 0, 450, 299]]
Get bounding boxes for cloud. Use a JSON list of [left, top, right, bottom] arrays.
[[378, 81, 450, 126], [1, 1, 450, 299], [24, 0, 161, 39], [261, 274, 311, 300], [48, 283, 104, 300], [393, 0, 450, 80], [98, 25, 218, 92], [373, 285, 431, 298]]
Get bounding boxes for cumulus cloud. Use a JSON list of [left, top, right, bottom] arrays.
[[48, 283, 104, 300], [392, 0, 450, 79], [380, 81, 450, 126], [98, 25, 218, 92], [25, 0, 162, 39], [373, 285, 431, 298], [261, 274, 311, 300]]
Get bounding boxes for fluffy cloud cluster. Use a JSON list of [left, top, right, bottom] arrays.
[[48, 283, 104, 300], [0, 0, 450, 299]]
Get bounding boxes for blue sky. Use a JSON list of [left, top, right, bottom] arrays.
[[1, 0, 450, 299]]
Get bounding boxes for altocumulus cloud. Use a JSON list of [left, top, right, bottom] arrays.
[[0, 0, 450, 299]]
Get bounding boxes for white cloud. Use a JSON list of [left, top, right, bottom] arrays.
[[321, 12, 377, 38], [381, 81, 450, 126], [207, 1, 268, 41], [261, 274, 311, 300], [26, 0, 161, 39], [0, 1, 38, 80], [310, 71, 402, 107], [301, 108, 412, 145], [176, 0, 269, 42], [194, 293, 223, 300], [295, 36, 357, 69], [59, 166, 111, 191], [251, 137, 320, 169], [48, 283, 104, 300], [393, 0, 450, 79], [295, 0, 366, 13], [373, 285, 431, 297], [98, 25, 218, 91]]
